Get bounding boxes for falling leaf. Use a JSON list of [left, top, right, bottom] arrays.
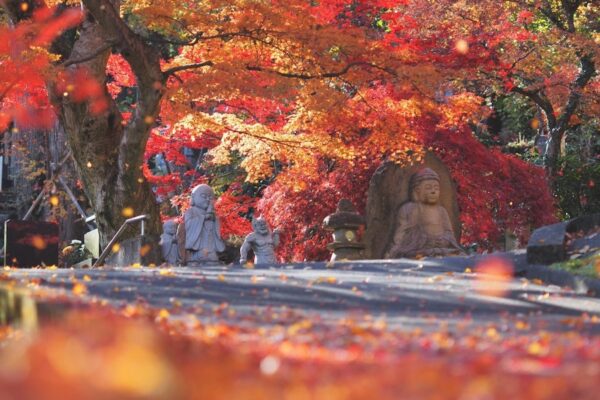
[[474, 257, 513, 297], [122, 207, 135, 218]]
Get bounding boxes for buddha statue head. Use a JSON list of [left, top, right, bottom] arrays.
[[409, 168, 440, 205], [191, 184, 214, 210], [162, 219, 177, 236]]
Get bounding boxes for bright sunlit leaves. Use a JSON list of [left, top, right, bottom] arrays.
[[2, 304, 600, 399]]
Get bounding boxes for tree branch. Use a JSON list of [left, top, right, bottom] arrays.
[[511, 86, 557, 128], [163, 61, 213, 77], [62, 40, 116, 66], [245, 61, 396, 80], [555, 53, 596, 131], [81, 0, 163, 91]]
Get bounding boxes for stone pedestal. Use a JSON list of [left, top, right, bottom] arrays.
[[323, 199, 365, 261]]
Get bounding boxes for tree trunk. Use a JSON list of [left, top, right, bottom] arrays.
[[56, 12, 163, 251]]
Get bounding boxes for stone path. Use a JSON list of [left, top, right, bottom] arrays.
[[6, 252, 600, 336]]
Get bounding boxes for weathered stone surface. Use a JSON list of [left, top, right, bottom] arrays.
[[239, 217, 279, 265], [160, 220, 179, 265], [105, 235, 161, 267], [527, 214, 600, 265], [181, 184, 225, 266], [323, 199, 365, 261], [365, 153, 461, 259], [526, 222, 568, 264]]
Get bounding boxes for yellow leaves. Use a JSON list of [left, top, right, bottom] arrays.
[[515, 321, 530, 331], [287, 319, 312, 335], [72, 282, 87, 296], [437, 92, 490, 129], [527, 341, 548, 356], [157, 308, 170, 320]]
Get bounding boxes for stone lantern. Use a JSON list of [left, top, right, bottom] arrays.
[[322, 199, 365, 261]]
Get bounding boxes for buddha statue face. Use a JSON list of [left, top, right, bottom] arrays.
[[191, 184, 214, 210], [409, 168, 441, 205], [414, 179, 440, 205]]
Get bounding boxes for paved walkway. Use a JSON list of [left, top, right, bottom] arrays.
[[6, 252, 600, 336]]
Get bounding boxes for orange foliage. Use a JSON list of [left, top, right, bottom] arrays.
[[1, 305, 600, 399]]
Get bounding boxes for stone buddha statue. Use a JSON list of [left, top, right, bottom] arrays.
[[180, 184, 226, 265], [385, 168, 464, 258], [160, 219, 179, 265]]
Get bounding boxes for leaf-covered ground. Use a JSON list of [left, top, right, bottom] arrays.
[[1, 292, 600, 400]]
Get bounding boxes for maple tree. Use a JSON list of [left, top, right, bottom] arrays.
[[2, 0, 589, 259], [400, 0, 599, 178]]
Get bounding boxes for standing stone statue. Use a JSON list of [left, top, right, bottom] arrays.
[[181, 184, 225, 265], [385, 168, 463, 258], [239, 217, 280, 265], [160, 219, 179, 265]]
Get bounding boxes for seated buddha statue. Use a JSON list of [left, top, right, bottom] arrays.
[[385, 168, 464, 258]]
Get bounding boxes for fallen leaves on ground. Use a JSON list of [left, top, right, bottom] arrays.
[[0, 301, 599, 400]]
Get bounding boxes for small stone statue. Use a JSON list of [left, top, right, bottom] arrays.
[[182, 184, 225, 265], [160, 219, 179, 265], [323, 199, 365, 261], [385, 168, 464, 258], [239, 217, 280, 265]]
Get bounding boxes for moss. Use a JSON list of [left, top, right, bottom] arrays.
[[550, 252, 600, 279]]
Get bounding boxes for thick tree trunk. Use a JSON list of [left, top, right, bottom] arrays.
[[56, 11, 163, 250]]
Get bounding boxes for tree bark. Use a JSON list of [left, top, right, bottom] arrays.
[[56, 0, 164, 250], [2, 0, 165, 257], [512, 53, 595, 179]]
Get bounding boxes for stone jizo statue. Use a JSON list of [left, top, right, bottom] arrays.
[[385, 168, 463, 258], [160, 219, 179, 265], [239, 217, 280, 265], [181, 184, 225, 265]]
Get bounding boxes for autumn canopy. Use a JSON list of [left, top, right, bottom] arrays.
[[0, 0, 597, 260]]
